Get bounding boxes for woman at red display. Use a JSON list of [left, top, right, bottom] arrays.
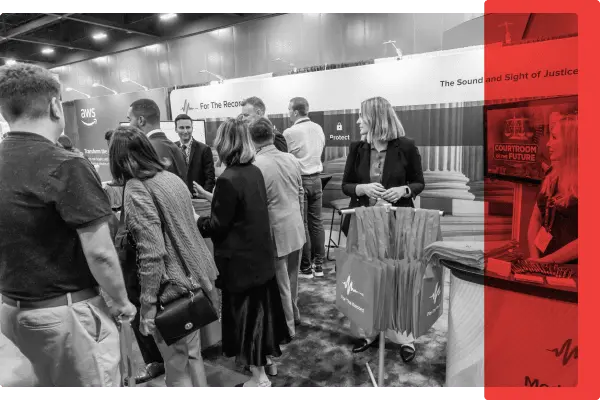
[[527, 115, 578, 264]]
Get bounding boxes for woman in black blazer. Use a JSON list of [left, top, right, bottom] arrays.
[[341, 96, 425, 362], [195, 118, 290, 387]]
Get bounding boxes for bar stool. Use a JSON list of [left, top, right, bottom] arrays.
[[326, 198, 351, 261]]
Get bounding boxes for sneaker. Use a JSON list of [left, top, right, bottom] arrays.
[[300, 265, 313, 277], [313, 264, 324, 277]]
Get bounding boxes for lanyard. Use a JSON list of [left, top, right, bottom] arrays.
[[543, 197, 556, 232], [543, 178, 559, 232]]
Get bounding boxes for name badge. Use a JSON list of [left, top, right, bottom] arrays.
[[534, 227, 553, 253]]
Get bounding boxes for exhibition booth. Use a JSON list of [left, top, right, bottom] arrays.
[[45, 34, 578, 387]]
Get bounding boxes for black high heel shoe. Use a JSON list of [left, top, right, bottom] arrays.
[[400, 344, 416, 363], [352, 334, 379, 353]]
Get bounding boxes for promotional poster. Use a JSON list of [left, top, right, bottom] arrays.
[[74, 88, 168, 181], [485, 96, 578, 182]]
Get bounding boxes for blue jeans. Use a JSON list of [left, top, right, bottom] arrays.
[[301, 175, 325, 270]]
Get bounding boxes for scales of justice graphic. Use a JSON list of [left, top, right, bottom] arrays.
[[504, 112, 534, 141]]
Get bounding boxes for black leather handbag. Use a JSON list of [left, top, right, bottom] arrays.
[[141, 180, 218, 346], [154, 283, 218, 346]]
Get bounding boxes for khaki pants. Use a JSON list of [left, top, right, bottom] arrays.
[[275, 249, 301, 337], [0, 295, 120, 387], [154, 330, 207, 387]]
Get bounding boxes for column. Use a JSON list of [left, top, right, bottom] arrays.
[[419, 145, 476, 202]]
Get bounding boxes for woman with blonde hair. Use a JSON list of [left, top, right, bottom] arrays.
[[341, 96, 425, 362], [527, 115, 578, 264], [194, 118, 291, 387]]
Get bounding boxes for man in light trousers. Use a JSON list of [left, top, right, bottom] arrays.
[[249, 116, 306, 334]]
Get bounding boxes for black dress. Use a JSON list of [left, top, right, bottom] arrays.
[[536, 181, 578, 264], [198, 163, 291, 367]]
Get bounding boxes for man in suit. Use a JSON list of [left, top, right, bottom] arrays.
[[127, 99, 187, 182], [241, 96, 288, 152], [249, 116, 306, 335], [173, 114, 216, 195]]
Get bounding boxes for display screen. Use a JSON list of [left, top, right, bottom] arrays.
[[119, 120, 207, 144], [484, 96, 577, 183]]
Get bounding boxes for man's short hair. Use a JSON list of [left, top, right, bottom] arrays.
[[174, 114, 193, 126], [290, 97, 309, 117], [241, 96, 266, 115], [130, 98, 160, 125], [248, 116, 275, 145], [0, 63, 61, 124]]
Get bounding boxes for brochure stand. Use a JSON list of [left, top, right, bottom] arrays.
[[340, 206, 444, 387]]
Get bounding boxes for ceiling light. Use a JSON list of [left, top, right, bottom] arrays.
[[5, 59, 16, 65], [160, 13, 177, 21], [92, 32, 107, 40], [41, 47, 54, 55]]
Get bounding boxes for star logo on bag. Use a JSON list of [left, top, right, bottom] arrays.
[[430, 282, 441, 304], [343, 275, 364, 297]]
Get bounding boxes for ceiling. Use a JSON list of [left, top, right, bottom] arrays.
[[0, 13, 277, 68]]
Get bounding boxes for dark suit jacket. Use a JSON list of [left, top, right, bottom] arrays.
[[197, 163, 275, 293], [148, 131, 187, 182], [273, 127, 288, 153], [175, 139, 216, 193], [341, 137, 425, 234]]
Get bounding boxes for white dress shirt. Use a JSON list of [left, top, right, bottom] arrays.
[[282, 117, 325, 175]]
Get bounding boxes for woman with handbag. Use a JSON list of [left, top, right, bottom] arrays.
[[341, 96, 425, 362], [194, 118, 291, 387], [109, 126, 218, 387]]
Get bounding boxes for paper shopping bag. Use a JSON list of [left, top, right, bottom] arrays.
[[416, 262, 444, 337], [336, 251, 378, 337], [119, 321, 136, 387]]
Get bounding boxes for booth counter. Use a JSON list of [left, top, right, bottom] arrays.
[[442, 258, 577, 387]]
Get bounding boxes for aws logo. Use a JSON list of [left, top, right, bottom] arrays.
[[80, 108, 98, 126]]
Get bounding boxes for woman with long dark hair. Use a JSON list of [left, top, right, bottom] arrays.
[[109, 126, 218, 387], [194, 118, 290, 387]]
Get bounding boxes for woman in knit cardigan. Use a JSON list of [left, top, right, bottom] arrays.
[[109, 126, 218, 387], [194, 118, 291, 387]]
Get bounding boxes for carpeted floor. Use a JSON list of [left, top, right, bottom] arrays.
[[203, 260, 449, 387]]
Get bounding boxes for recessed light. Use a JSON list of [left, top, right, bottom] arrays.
[[92, 32, 107, 40], [160, 13, 177, 21], [41, 47, 54, 55]]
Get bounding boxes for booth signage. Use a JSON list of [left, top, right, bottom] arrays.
[[170, 38, 577, 119], [74, 88, 168, 182]]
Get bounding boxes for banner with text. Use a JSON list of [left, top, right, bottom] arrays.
[[170, 38, 577, 147], [74, 88, 168, 182]]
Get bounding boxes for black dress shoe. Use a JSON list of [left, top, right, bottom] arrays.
[[400, 344, 416, 363], [127, 362, 165, 385], [352, 335, 379, 353]]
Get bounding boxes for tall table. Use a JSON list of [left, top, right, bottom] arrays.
[[441, 259, 577, 387]]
